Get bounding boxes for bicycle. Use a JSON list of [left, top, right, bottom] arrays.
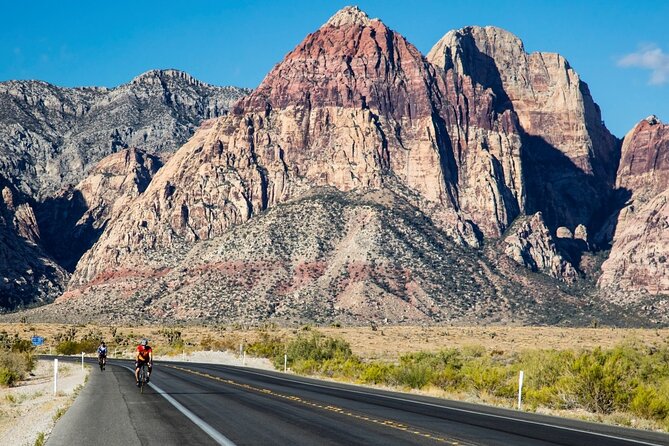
[[138, 363, 149, 393], [98, 355, 106, 371]]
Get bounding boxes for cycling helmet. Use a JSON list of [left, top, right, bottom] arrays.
[[101, 342, 106, 346], [140, 338, 148, 346]]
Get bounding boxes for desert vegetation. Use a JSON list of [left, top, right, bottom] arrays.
[[0, 331, 35, 386], [246, 328, 669, 431], [1, 323, 668, 430]]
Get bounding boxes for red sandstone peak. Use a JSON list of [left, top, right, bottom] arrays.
[[236, 4, 437, 122]]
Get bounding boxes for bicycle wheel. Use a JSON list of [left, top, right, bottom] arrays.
[[139, 365, 147, 393], [99, 357, 104, 371]]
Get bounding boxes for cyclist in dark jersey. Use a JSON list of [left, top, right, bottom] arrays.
[[97, 341, 107, 370]]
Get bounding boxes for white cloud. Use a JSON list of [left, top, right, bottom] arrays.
[[618, 44, 669, 85]]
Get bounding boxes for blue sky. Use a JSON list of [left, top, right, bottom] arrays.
[[1, 0, 667, 137]]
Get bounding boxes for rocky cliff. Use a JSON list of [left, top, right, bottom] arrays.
[[503, 212, 578, 282], [599, 117, 669, 299], [0, 177, 68, 308], [427, 26, 619, 231], [0, 69, 248, 199], [37, 148, 163, 271]]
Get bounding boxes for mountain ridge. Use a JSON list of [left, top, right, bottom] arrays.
[[1, 6, 667, 327], [0, 69, 250, 199]]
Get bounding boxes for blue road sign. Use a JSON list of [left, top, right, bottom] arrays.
[[31, 336, 44, 346]]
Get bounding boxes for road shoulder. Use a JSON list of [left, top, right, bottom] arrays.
[[0, 359, 88, 446]]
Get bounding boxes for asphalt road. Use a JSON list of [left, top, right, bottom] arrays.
[[45, 357, 669, 446]]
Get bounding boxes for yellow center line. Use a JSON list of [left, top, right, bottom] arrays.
[[165, 364, 481, 446]]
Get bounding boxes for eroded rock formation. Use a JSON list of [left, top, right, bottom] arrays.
[[427, 26, 619, 230], [504, 212, 578, 282], [599, 118, 669, 294], [37, 148, 163, 271], [0, 178, 67, 308]]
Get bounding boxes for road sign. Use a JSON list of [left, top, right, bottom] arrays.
[[31, 336, 44, 346]]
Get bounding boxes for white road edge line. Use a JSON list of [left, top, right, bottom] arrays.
[[210, 365, 666, 446], [120, 365, 236, 446]]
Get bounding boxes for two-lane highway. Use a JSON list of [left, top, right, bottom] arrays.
[[46, 357, 669, 446]]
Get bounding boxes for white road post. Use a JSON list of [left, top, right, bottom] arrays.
[[81, 352, 84, 370], [243, 351, 246, 366], [182, 349, 185, 361], [239, 343, 243, 358], [517, 370, 524, 410], [284, 354, 287, 372], [53, 358, 59, 395]]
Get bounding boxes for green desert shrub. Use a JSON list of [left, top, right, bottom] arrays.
[[55, 340, 78, 355], [0, 349, 34, 386], [320, 357, 363, 379], [431, 365, 464, 390], [463, 359, 510, 397], [291, 358, 320, 374], [391, 361, 433, 389], [0, 366, 20, 386], [247, 332, 285, 362], [56, 338, 98, 355], [11, 338, 34, 353], [360, 363, 394, 384], [0, 332, 36, 353], [285, 332, 352, 366], [159, 328, 184, 348], [630, 384, 669, 420], [570, 345, 640, 413], [33, 432, 45, 446]]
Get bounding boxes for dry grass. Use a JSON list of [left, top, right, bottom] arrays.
[[1, 323, 668, 361], [317, 326, 669, 360]]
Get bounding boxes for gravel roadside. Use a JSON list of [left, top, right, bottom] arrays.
[[0, 359, 89, 446]]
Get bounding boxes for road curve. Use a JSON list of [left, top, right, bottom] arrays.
[[45, 357, 669, 446]]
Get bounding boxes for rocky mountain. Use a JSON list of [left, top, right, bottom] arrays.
[[51, 6, 628, 325], [503, 212, 579, 282], [3, 6, 669, 326], [69, 5, 530, 289], [0, 69, 249, 199], [0, 70, 247, 305]]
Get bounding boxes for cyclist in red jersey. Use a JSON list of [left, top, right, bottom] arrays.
[[135, 338, 153, 386]]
